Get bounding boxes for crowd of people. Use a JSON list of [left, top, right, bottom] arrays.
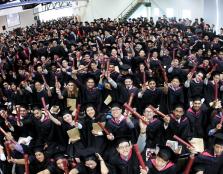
[[0, 15, 223, 174]]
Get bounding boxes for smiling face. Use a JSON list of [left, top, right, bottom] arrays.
[[214, 144, 223, 156], [173, 106, 184, 119], [195, 72, 204, 82], [144, 107, 155, 120], [171, 78, 180, 88], [20, 107, 27, 117], [63, 114, 73, 124], [148, 80, 156, 90], [116, 141, 132, 157], [111, 107, 122, 119], [56, 159, 64, 170], [35, 151, 45, 162], [67, 82, 75, 91], [85, 160, 97, 169], [33, 109, 42, 120], [86, 78, 95, 89], [124, 78, 133, 88], [86, 106, 96, 118], [192, 100, 202, 111]]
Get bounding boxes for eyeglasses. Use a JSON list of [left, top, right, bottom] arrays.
[[118, 144, 130, 150], [111, 108, 121, 112]]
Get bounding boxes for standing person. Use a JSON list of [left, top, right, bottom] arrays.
[[140, 146, 177, 174], [186, 97, 208, 141], [184, 71, 205, 105], [161, 77, 184, 113], [108, 136, 141, 174], [192, 133, 223, 174], [71, 69, 102, 112], [72, 148, 110, 174], [82, 104, 107, 154]]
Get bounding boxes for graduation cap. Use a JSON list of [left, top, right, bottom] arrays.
[[123, 74, 134, 81], [211, 71, 220, 79], [62, 106, 72, 116], [147, 40, 154, 44], [192, 96, 202, 102], [170, 75, 182, 83], [147, 77, 156, 83], [196, 68, 206, 75], [114, 135, 132, 148], [157, 145, 176, 162], [120, 64, 131, 72], [84, 73, 97, 83], [78, 147, 98, 162], [32, 144, 45, 154], [214, 133, 223, 145], [110, 102, 123, 110], [31, 41, 37, 45]]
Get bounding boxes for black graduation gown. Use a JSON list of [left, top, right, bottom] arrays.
[[192, 150, 220, 174], [10, 144, 30, 174], [186, 108, 208, 139], [109, 149, 140, 174], [29, 156, 55, 174], [32, 117, 65, 156], [204, 81, 220, 105], [100, 83, 128, 112], [74, 79, 102, 112], [146, 158, 177, 174], [141, 88, 163, 109], [160, 86, 184, 114], [105, 117, 137, 143], [145, 117, 166, 149], [164, 115, 191, 141], [32, 89, 50, 108], [208, 111, 223, 134], [61, 122, 87, 158], [13, 114, 35, 142], [187, 80, 205, 101], [82, 116, 107, 154], [76, 162, 113, 174]]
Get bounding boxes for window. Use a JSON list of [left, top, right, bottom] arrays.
[[182, 9, 191, 18], [166, 8, 174, 18], [6, 13, 20, 28], [154, 8, 160, 16]]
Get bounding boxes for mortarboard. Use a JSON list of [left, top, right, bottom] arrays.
[[78, 147, 98, 162], [214, 133, 223, 145], [114, 135, 132, 148], [157, 145, 176, 162]]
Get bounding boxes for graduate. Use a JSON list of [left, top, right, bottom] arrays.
[[186, 97, 208, 140], [162, 76, 184, 113], [184, 70, 205, 104], [104, 102, 136, 143], [163, 105, 191, 142], [71, 68, 102, 112], [204, 71, 221, 106], [192, 133, 223, 174], [73, 147, 110, 174], [27, 146, 55, 174], [82, 104, 107, 154], [138, 78, 163, 109], [144, 107, 166, 150], [140, 145, 177, 174], [47, 109, 87, 159], [56, 80, 79, 112], [108, 136, 141, 174]]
